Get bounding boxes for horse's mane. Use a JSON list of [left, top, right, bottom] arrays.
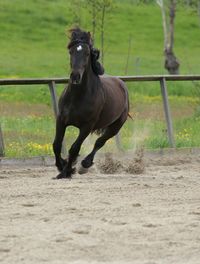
[[68, 27, 104, 76]]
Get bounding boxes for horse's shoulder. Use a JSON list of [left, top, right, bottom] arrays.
[[100, 75, 121, 84], [100, 75, 127, 91]]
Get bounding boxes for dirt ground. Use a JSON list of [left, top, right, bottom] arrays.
[[0, 151, 200, 264]]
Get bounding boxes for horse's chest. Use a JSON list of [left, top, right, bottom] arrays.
[[62, 100, 95, 126]]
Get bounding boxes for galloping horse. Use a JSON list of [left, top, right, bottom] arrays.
[[53, 28, 129, 179]]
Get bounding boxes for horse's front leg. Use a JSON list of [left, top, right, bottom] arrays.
[[56, 126, 91, 179], [53, 116, 67, 172]]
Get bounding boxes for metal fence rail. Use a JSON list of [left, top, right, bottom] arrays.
[[1, 75, 200, 85], [1, 75, 200, 153]]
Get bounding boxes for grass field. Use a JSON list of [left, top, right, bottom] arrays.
[[0, 0, 200, 157], [0, 1, 200, 78], [1, 92, 200, 157]]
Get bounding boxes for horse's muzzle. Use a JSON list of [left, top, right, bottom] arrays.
[[70, 72, 82, 85]]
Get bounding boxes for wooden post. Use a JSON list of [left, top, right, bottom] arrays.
[[160, 78, 175, 148], [0, 124, 5, 157], [48, 81, 67, 157]]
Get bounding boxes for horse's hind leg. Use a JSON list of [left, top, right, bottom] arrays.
[[79, 111, 127, 173], [53, 116, 67, 172]]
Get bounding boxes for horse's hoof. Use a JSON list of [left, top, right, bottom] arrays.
[[78, 164, 89, 174], [70, 167, 76, 175], [56, 159, 68, 172], [53, 167, 76, 179], [53, 173, 71, 180]]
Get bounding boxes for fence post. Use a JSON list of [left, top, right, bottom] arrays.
[[48, 81, 59, 118], [48, 81, 67, 157], [0, 124, 5, 157], [160, 78, 175, 148], [115, 133, 123, 151]]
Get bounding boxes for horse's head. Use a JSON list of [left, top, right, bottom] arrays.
[[69, 43, 90, 85], [68, 27, 104, 85], [68, 28, 91, 85]]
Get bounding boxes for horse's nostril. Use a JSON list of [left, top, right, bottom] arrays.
[[70, 72, 81, 84]]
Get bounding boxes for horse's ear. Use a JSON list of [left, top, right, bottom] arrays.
[[72, 31, 77, 39]]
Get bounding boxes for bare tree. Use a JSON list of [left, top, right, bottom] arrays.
[[124, 35, 132, 74], [69, 0, 114, 66], [100, 2, 106, 65], [98, 0, 114, 65], [69, 0, 84, 27], [85, 0, 100, 42], [157, 0, 180, 74], [84, 0, 114, 65]]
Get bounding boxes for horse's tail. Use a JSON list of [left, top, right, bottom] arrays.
[[128, 112, 134, 120]]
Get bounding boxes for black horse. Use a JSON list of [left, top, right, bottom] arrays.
[[53, 28, 129, 179]]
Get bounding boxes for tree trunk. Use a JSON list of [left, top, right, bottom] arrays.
[[92, 1, 96, 42], [100, 4, 106, 65], [164, 0, 179, 74], [164, 49, 180, 74], [157, 0, 180, 74], [124, 35, 132, 74]]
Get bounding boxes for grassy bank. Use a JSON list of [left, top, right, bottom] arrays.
[[0, 1, 200, 79]]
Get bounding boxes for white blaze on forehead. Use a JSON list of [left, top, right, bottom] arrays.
[[77, 45, 83, 51]]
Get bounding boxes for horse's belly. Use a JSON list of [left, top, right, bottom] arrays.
[[62, 103, 101, 128], [94, 100, 128, 130]]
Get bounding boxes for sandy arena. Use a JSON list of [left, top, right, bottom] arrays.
[[0, 151, 200, 264]]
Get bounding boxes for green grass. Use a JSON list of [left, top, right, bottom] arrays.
[[0, 1, 200, 102], [0, 1, 200, 157], [1, 94, 200, 157], [2, 113, 200, 158], [0, 1, 200, 78]]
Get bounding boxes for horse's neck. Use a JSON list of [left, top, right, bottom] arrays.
[[83, 62, 99, 88], [72, 63, 99, 96]]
